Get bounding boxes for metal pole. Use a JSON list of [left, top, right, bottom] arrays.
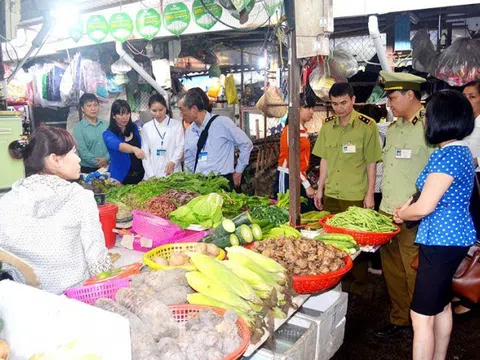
[[240, 47, 245, 131], [287, 28, 301, 226]]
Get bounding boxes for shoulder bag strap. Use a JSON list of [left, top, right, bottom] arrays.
[[194, 115, 219, 173]]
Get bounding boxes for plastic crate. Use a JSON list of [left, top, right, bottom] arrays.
[[246, 316, 317, 360]]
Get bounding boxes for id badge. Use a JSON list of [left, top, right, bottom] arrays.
[[156, 149, 167, 157], [395, 149, 412, 159], [199, 151, 208, 162], [342, 144, 356, 153]]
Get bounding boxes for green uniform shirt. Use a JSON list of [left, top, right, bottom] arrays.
[[380, 107, 434, 214], [73, 119, 110, 168], [312, 109, 382, 201]]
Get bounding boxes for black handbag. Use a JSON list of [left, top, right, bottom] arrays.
[[405, 191, 422, 229]]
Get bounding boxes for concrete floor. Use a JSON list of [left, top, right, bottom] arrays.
[[332, 274, 480, 360]]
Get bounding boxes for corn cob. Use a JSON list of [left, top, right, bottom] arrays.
[[185, 271, 254, 314], [189, 252, 262, 305], [226, 246, 286, 274], [222, 260, 274, 297]]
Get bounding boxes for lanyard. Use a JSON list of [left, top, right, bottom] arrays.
[[153, 117, 171, 147]]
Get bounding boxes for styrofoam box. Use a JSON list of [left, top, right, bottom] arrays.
[[0, 281, 132, 359], [322, 317, 346, 360], [294, 288, 348, 360], [244, 316, 317, 360]]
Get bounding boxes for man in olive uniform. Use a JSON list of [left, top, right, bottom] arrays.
[[375, 71, 434, 339], [313, 82, 382, 214]]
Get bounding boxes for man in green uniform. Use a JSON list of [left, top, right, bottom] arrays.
[[313, 82, 382, 214], [374, 71, 434, 339]]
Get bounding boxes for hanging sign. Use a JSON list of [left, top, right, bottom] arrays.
[[109, 13, 134, 43], [68, 17, 84, 42], [164, 2, 191, 36], [87, 15, 109, 43], [192, 0, 222, 30], [136, 8, 162, 40], [263, 0, 282, 16]]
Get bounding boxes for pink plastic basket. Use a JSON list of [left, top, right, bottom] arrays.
[[132, 209, 182, 239], [133, 229, 211, 252], [64, 278, 130, 305]]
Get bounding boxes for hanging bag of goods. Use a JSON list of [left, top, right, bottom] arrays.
[[255, 86, 288, 118], [436, 37, 480, 87]]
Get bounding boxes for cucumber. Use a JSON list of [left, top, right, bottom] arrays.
[[229, 234, 240, 246], [207, 235, 233, 249], [213, 219, 236, 238], [201, 234, 215, 243], [231, 212, 252, 228], [251, 223, 263, 241], [235, 224, 254, 244]]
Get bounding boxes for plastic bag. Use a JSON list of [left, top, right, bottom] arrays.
[[436, 37, 480, 86], [60, 53, 82, 107], [332, 49, 359, 78], [79, 59, 108, 102], [225, 75, 238, 105], [5, 66, 33, 104], [411, 29, 438, 74], [31, 63, 67, 108], [111, 58, 132, 75]]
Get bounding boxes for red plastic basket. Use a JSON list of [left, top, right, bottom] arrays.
[[132, 210, 185, 247], [64, 278, 131, 305], [319, 214, 401, 246], [168, 305, 251, 360], [292, 256, 353, 294]]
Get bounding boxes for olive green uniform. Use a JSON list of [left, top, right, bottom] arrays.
[[380, 107, 434, 326], [313, 109, 382, 214]]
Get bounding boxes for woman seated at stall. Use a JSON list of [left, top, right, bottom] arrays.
[[142, 93, 184, 179], [274, 93, 316, 212], [0, 126, 112, 294], [103, 100, 146, 184]]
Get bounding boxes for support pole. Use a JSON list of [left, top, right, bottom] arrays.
[[288, 28, 301, 226], [0, 47, 6, 110]]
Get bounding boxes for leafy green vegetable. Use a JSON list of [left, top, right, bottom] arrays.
[[249, 205, 289, 227], [219, 191, 271, 218], [106, 173, 230, 209], [169, 193, 224, 229], [276, 190, 307, 209]]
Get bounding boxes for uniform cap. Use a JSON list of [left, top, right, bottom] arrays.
[[380, 70, 426, 91]]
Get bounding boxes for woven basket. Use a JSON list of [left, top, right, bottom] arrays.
[[256, 86, 288, 118]]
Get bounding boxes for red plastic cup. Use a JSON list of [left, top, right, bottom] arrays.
[[98, 202, 118, 249]]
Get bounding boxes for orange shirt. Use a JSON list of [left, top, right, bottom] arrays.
[[278, 125, 311, 186]]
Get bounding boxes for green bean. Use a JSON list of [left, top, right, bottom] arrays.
[[326, 206, 396, 233]]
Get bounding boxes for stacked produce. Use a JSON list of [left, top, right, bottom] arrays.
[[219, 191, 271, 219], [264, 224, 301, 239], [95, 268, 245, 359], [144, 197, 178, 219], [151, 243, 221, 267], [249, 206, 289, 228], [250, 237, 348, 276], [301, 210, 330, 225], [326, 206, 397, 233], [106, 173, 230, 210], [186, 247, 294, 343], [201, 212, 262, 248]]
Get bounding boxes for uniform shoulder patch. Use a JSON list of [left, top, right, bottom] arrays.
[[358, 115, 372, 125], [420, 110, 426, 118], [324, 115, 336, 123]]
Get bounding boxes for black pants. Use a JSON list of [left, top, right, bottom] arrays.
[[123, 170, 145, 185], [222, 173, 245, 193]]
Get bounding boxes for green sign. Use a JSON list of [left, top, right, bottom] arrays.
[[68, 17, 83, 42], [164, 3, 191, 36], [192, 0, 222, 30], [136, 8, 162, 40], [87, 15, 109, 43], [109, 12, 133, 43], [263, 0, 282, 16]]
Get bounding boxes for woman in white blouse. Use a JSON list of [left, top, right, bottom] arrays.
[[0, 127, 112, 294], [141, 93, 184, 179]]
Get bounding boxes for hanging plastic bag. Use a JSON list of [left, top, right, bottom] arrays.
[[111, 58, 132, 75], [6, 66, 33, 104], [225, 75, 238, 104], [60, 53, 82, 106], [107, 74, 125, 94], [411, 29, 438, 74], [79, 59, 108, 102], [436, 37, 480, 86], [331, 49, 359, 78], [309, 56, 346, 102], [31, 63, 67, 108]]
